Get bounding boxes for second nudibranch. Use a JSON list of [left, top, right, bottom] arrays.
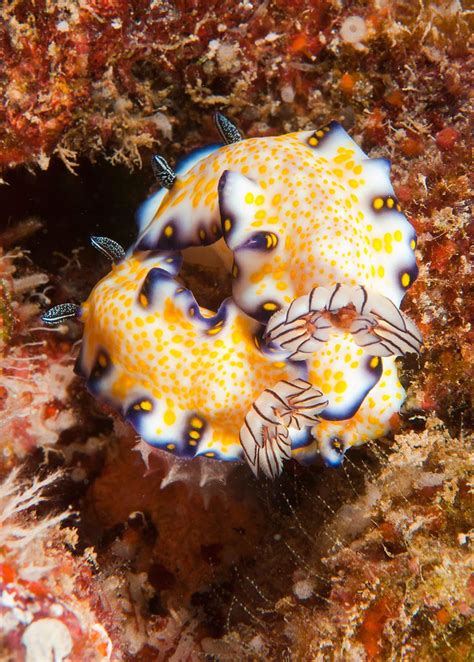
[[75, 250, 330, 477], [136, 120, 418, 317]]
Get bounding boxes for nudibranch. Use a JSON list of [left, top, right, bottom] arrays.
[[45, 245, 328, 477], [43, 113, 422, 478]]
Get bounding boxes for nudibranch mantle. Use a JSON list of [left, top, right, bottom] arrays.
[[137, 122, 418, 316], [43, 117, 422, 478], [75, 250, 327, 469]]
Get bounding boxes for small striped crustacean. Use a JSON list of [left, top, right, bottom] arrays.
[[43, 114, 422, 478]]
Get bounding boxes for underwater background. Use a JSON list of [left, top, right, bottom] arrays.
[[0, 1, 472, 660]]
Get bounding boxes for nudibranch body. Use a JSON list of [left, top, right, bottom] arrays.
[[137, 122, 418, 315], [43, 115, 422, 478], [75, 250, 328, 472]]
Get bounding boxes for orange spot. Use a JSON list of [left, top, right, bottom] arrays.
[[97, 643, 109, 657], [164, 409, 176, 425], [288, 33, 308, 54], [379, 522, 397, 543], [384, 89, 404, 108], [436, 608, 451, 625], [43, 402, 59, 420], [340, 72, 356, 94], [0, 563, 16, 583], [389, 412, 401, 431], [358, 597, 396, 659], [401, 137, 424, 158], [436, 127, 460, 151]]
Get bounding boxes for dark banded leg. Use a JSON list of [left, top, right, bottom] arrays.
[[239, 379, 328, 479], [41, 303, 80, 326], [151, 155, 177, 189], [90, 236, 125, 262], [214, 112, 242, 145]]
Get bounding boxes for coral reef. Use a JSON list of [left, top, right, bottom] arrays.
[[0, 1, 470, 174], [0, 0, 472, 660], [0, 225, 76, 470], [0, 469, 113, 661], [234, 417, 473, 661]]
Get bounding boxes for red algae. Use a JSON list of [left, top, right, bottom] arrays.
[[358, 596, 398, 659], [340, 72, 356, 95], [436, 127, 461, 151], [400, 136, 425, 158]]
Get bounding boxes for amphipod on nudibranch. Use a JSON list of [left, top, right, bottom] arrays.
[[43, 241, 328, 478], [43, 114, 422, 478]]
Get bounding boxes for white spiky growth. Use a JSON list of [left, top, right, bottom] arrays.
[[133, 438, 238, 507], [0, 469, 69, 564]]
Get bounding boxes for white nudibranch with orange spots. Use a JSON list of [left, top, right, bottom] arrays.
[[42, 114, 422, 479]]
